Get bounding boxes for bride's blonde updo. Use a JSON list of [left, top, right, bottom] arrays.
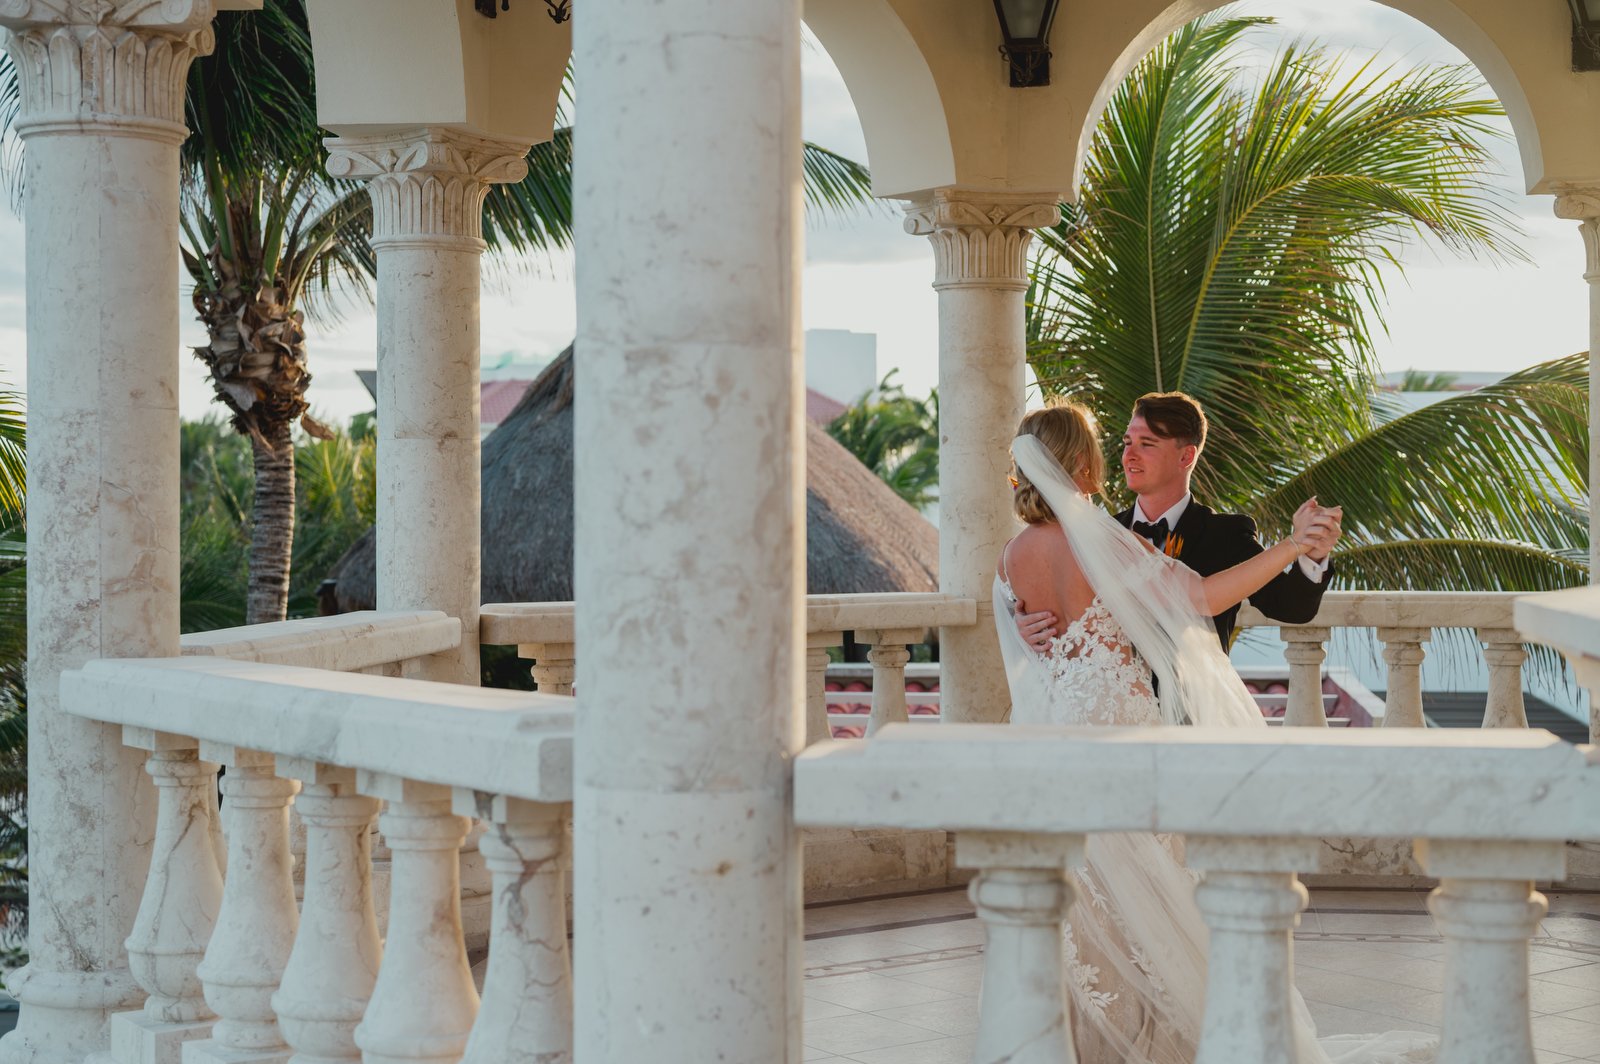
[[1012, 402, 1105, 524]]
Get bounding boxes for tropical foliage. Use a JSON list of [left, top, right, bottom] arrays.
[[1395, 369, 1461, 392], [179, 416, 377, 632], [0, 384, 25, 964], [826, 373, 941, 508], [1027, 17, 1583, 592], [1, 0, 875, 628]]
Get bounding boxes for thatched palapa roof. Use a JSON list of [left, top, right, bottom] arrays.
[[327, 346, 938, 610]]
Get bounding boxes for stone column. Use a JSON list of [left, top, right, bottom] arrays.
[[806, 632, 843, 745], [1416, 839, 1565, 1064], [1186, 836, 1321, 1064], [0, 3, 213, 1060], [1281, 627, 1330, 726], [1478, 629, 1529, 729], [956, 832, 1082, 1064], [324, 128, 530, 686], [905, 189, 1061, 724], [1378, 627, 1430, 728], [1555, 188, 1600, 742], [572, 1, 804, 1060], [1554, 189, 1600, 584]]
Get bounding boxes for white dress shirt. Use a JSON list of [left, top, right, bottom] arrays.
[[1131, 493, 1328, 582]]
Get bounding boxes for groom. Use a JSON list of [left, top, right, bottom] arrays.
[[1018, 391, 1340, 651]]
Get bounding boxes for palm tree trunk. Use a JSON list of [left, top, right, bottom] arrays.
[[246, 420, 295, 624]]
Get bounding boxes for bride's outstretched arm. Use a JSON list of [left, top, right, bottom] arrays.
[[1198, 501, 1338, 615]]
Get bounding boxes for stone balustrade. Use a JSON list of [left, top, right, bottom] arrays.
[[180, 610, 463, 673], [796, 725, 1600, 1064], [56, 654, 574, 1064], [484, 590, 1544, 738], [480, 593, 979, 742], [1515, 586, 1600, 744], [1239, 590, 1532, 729]]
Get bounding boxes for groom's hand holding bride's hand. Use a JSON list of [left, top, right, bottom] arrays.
[[1016, 605, 1058, 651], [1291, 498, 1343, 560]]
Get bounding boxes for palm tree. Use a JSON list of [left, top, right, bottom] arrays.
[[826, 372, 941, 508], [2, 1, 876, 625], [1027, 16, 1583, 592]]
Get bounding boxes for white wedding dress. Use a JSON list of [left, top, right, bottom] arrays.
[[994, 435, 1436, 1064]]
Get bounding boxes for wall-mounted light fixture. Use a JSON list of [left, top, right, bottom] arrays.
[[993, 0, 1059, 87], [474, 0, 571, 24], [1571, 0, 1600, 70]]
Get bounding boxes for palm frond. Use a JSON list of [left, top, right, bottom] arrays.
[[0, 388, 23, 529], [1029, 16, 1523, 515], [1255, 355, 1588, 547], [1330, 538, 1586, 592]]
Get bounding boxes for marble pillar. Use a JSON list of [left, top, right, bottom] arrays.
[[0, 3, 214, 1059], [572, 0, 805, 1060], [1554, 189, 1600, 588], [1555, 188, 1600, 742], [905, 189, 1061, 724], [324, 128, 530, 686]]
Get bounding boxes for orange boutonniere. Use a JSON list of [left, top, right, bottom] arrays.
[[1163, 534, 1184, 559]]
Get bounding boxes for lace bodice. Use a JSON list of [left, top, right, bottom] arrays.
[[999, 580, 1162, 728]]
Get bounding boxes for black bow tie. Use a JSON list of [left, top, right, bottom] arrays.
[[1131, 518, 1170, 548]]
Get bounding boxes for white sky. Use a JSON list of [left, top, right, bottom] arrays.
[[0, 0, 1589, 424]]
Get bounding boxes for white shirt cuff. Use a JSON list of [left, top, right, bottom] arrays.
[[1295, 554, 1330, 582]]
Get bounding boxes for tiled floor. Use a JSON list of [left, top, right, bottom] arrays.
[[801, 886, 1600, 1063]]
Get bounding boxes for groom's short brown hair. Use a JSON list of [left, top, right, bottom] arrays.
[[1132, 392, 1207, 451]]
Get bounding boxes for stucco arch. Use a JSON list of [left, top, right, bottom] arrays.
[[304, 0, 570, 144], [1065, 0, 1600, 197], [803, 0, 956, 199]]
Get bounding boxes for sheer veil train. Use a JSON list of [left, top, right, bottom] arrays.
[[995, 433, 1436, 1064]]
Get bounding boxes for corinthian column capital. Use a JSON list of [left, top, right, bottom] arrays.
[[0, 0, 216, 142], [903, 188, 1062, 290], [1553, 185, 1600, 280], [325, 127, 532, 252]]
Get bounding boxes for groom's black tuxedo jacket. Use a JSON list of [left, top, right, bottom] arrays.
[[1114, 502, 1331, 650]]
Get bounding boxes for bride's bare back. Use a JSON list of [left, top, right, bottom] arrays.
[[998, 521, 1098, 630]]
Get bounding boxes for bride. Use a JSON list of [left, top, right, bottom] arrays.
[[994, 402, 1435, 1064]]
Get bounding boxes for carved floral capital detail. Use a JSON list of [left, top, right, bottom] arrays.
[[325, 128, 532, 248], [904, 189, 1062, 290], [1553, 185, 1600, 279], [0, 0, 215, 140]]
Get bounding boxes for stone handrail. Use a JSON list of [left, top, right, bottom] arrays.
[[58, 656, 575, 1064], [796, 724, 1600, 1063], [1238, 590, 1530, 729], [480, 593, 980, 742], [1515, 586, 1600, 744], [179, 610, 462, 673]]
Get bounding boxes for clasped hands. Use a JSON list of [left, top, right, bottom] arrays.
[[1291, 497, 1342, 560], [1013, 499, 1344, 653]]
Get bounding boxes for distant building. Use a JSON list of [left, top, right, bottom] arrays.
[[805, 329, 877, 407], [360, 355, 851, 436]]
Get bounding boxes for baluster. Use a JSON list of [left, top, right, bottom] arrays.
[[1186, 836, 1320, 1064], [188, 746, 301, 1063], [1378, 627, 1430, 727], [272, 762, 382, 1064], [354, 774, 479, 1064], [956, 831, 1082, 1064], [807, 631, 843, 744], [454, 792, 573, 1064], [1478, 629, 1529, 729], [1416, 839, 1564, 1064], [859, 627, 923, 736], [521, 641, 576, 696], [113, 729, 225, 1063], [1281, 626, 1330, 726]]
